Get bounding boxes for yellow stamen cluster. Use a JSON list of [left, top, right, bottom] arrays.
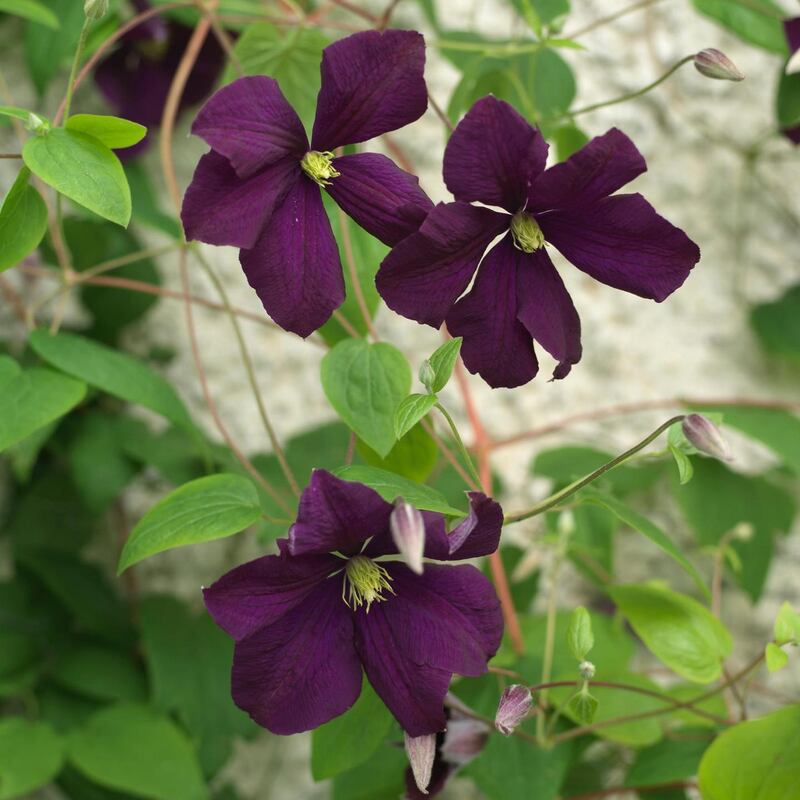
[[300, 150, 340, 187], [343, 556, 395, 612], [510, 211, 545, 253]]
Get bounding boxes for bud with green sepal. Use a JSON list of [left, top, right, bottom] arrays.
[[694, 49, 744, 82], [84, 0, 109, 21]]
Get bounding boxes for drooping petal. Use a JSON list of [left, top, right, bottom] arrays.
[[326, 152, 433, 246], [785, 18, 800, 55], [516, 247, 582, 380], [181, 151, 300, 248], [528, 128, 647, 212], [192, 76, 309, 179], [239, 177, 345, 337], [376, 202, 509, 327], [353, 563, 502, 735], [289, 470, 393, 557], [230, 577, 363, 735], [311, 29, 427, 150], [363, 492, 502, 562], [539, 193, 700, 302], [443, 95, 548, 212], [446, 236, 539, 389], [203, 549, 340, 640]]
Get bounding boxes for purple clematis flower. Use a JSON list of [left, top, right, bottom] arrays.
[[782, 19, 800, 145], [181, 30, 433, 337], [94, 0, 225, 158], [203, 470, 504, 737], [376, 96, 701, 389]]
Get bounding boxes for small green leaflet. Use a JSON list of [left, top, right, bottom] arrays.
[[66, 114, 147, 150], [0, 104, 39, 122], [425, 337, 462, 393], [23, 128, 132, 227], [0, 718, 63, 799], [0, 0, 58, 27], [118, 474, 261, 572], [764, 642, 788, 672], [773, 601, 800, 645], [394, 393, 437, 440], [0, 168, 48, 272], [568, 689, 597, 724], [566, 606, 594, 662]]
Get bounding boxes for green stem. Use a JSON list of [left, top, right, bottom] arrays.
[[545, 55, 694, 124], [504, 415, 685, 525], [537, 540, 566, 743], [62, 18, 92, 123], [434, 38, 542, 57], [434, 402, 482, 488]]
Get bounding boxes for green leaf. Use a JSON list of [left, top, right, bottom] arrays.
[[66, 115, 147, 149], [566, 606, 594, 661], [665, 684, 728, 729], [751, 284, 800, 363], [118, 474, 261, 572], [333, 465, 464, 516], [52, 645, 147, 703], [319, 194, 387, 345], [698, 705, 800, 800], [551, 672, 666, 746], [568, 690, 597, 724], [774, 602, 800, 645], [394, 393, 437, 440], [321, 339, 411, 458], [0, 367, 86, 452], [29, 329, 194, 430], [357, 422, 438, 483], [578, 488, 708, 598], [0, 718, 63, 799], [24, 0, 85, 95], [140, 596, 254, 777], [777, 68, 800, 129], [331, 740, 406, 800], [0, 354, 21, 386], [68, 703, 208, 800], [23, 129, 131, 226], [466, 732, 572, 800], [311, 681, 393, 780], [765, 642, 788, 672], [608, 583, 733, 684], [669, 442, 694, 484], [426, 337, 462, 393], [0, 0, 58, 27], [0, 105, 33, 122], [125, 161, 182, 238], [691, 0, 787, 54], [626, 736, 710, 789], [228, 22, 328, 129], [674, 459, 796, 601], [551, 122, 588, 160], [0, 168, 48, 272]]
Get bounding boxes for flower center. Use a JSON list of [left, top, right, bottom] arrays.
[[300, 150, 340, 187], [510, 211, 545, 253], [343, 555, 394, 612]]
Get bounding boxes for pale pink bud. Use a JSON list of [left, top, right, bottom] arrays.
[[440, 717, 489, 765], [391, 498, 425, 575], [404, 732, 436, 794], [694, 49, 744, 82], [494, 684, 533, 736], [682, 414, 731, 461]]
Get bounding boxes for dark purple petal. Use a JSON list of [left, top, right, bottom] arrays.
[[326, 152, 433, 246], [203, 550, 340, 640], [311, 30, 427, 150], [782, 124, 800, 146], [443, 95, 548, 212], [230, 577, 362, 735], [191, 76, 308, 179], [289, 470, 393, 557], [785, 18, 800, 54], [376, 202, 509, 327], [353, 563, 502, 734], [516, 247, 582, 380], [528, 128, 647, 212], [446, 236, 539, 389], [239, 177, 345, 337], [363, 492, 502, 562], [539, 193, 701, 302], [181, 151, 299, 248]]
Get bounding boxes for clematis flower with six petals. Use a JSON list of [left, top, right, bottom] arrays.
[[181, 29, 433, 337], [203, 470, 504, 737], [376, 96, 701, 389]]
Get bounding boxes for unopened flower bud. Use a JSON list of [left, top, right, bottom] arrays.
[[682, 414, 731, 461], [579, 660, 596, 680], [390, 498, 425, 575], [494, 684, 533, 736], [694, 49, 744, 82], [84, 0, 109, 21], [418, 359, 435, 392], [404, 732, 436, 795]]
